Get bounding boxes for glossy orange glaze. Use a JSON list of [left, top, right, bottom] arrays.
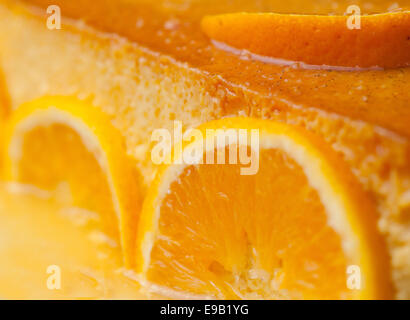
[[20, 0, 410, 137]]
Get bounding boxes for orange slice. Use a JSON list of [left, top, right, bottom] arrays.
[[201, 12, 410, 69], [136, 117, 392, 299], [1, 96, 142, 267]]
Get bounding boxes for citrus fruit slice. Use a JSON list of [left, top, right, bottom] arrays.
[[1, 96, 141, 267], [201, 12, 410, 69], [136, 117, 392, 299]]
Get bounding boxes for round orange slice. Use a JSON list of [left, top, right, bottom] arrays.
[[201, 12, 410, 69], [1, 96, 142, 267], [136, 117, 392, 299]]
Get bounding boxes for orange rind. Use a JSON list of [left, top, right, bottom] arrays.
[[201, 12, 410, 69]]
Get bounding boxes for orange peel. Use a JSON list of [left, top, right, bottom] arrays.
[[201, 12, 410, 69]]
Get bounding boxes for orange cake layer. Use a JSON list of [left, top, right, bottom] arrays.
[[0, 0, 409, 298]]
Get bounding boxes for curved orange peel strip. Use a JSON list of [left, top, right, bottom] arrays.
[[201, 12, 410, 69]]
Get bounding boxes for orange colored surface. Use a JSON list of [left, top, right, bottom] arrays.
[[137, 118, 392, 300], [0, 68, 9, 174], [0, 97, 151, 299], [0, 186, 147, 299], [2, 97, 142, 267], [202, 12, 410, 69], [147, 158, 353, 299], [17, 0, 410, 138], [0, 68, 9, 119], [11, 123, 122, 239], [0, 1, 401, 299]]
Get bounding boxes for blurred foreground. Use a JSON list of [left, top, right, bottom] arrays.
[[0, 183, 150, 299]]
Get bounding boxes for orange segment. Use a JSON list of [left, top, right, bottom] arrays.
[[201, 12, 410, 69], [136, 117, 392, 299], [1, 96, 142, 267]]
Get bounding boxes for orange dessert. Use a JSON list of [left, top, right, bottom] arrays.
[[0, 0, 409, 299]]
